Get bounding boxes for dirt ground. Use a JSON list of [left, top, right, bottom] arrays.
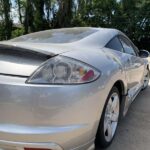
[[96, 84, 150, 150]]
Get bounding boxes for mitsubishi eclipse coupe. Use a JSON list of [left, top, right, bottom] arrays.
[[0, 27, 149, 150]]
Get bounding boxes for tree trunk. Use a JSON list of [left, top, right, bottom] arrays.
[[16, 0, 23, 24], [24, 0, 34, 34], [55, 0, 73, 28], [2, 0, 12, 39]]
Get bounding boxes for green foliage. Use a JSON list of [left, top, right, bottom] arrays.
[[0, 0, 12, 40], [71, 15, 87, 27], [0, 21, 7, 40], [11, 27, 24, 38]]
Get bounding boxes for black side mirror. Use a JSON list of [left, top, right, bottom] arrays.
[[139, 50, 150, 58]]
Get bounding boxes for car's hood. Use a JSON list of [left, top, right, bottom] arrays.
[[0, 41, 79, 56]]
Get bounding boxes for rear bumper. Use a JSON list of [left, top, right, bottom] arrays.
[[0, 124, 89, 150], [0, 75, 106, 150], [0, 140, 95, 150], [0, 140, 63, 150]]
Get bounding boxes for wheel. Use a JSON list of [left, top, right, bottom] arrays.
[[95, 87, 120, 148], [143, 69, 150, 90]]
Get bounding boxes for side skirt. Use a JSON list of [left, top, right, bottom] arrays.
[[122, 84, 143, 117]]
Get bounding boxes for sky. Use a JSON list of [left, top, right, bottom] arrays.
[[11, 0, 19, 23]]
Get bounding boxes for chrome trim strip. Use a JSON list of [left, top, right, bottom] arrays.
[[0, 124, 87, 134]]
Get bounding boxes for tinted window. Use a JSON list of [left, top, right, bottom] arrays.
[[11, 28, 98, 44], [119, 36, 137, 56], [106, 37, 124, 52]]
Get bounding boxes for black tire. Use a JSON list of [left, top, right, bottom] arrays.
[[95, 86, 120, 148]]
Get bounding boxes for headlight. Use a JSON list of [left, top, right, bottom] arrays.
[[26, 56, 100, 84]]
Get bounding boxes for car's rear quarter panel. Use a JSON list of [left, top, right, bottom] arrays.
[[0, 30, 132, 150], [0, 74, 109, 149]]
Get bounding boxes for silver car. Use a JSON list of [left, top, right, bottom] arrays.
[[0, 27, 149, 150]]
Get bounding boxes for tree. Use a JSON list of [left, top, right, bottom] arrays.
[[33, 0, 47, 31], [55, 0, 73, 27], [0, 0, 12, 39], [45, 0, 51, 23], [15, 0, 26, 24], [24, 0, 34, 33]]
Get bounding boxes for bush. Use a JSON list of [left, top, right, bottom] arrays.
[[11, 28, 25, 38]]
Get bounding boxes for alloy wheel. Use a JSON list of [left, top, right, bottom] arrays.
[[104, 92, 120, 142]]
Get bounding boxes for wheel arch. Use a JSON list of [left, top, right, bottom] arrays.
[[113, 80, 126, 99], [113, 80, 127, 118]]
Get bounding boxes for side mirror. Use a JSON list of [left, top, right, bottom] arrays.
[[139, 50, 150, 58]]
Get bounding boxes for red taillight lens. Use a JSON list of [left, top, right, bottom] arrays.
[[82, 70, 94, 81], [27, 56, 100, 84]]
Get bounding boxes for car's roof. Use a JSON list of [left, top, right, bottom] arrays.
[[10, 27, 120, 47], [0, 27, 123, 56], [72, 27, 120, 48]]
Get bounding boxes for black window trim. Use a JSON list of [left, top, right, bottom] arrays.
[[118, 34, 139, 56], [105, 34, 140, 56], [105, 35, 125, 53]]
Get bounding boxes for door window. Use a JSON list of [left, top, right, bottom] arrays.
[[119, 36, 137, 56]]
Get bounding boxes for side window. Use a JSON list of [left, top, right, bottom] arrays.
[[106, 37, 124, 52], [119, 36, 137, 56]]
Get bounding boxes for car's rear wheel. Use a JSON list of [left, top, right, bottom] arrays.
[[95, 87, 120, 148], [143, 69, 150, 90]]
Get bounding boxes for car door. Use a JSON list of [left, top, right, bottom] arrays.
[[119, 35, 145, 96], [105, 36, 135, 90]]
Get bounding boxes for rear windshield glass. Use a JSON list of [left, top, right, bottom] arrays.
[[11, 28, 98, 43]]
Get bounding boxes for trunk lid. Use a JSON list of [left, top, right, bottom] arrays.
[[0, 41, 76, 55], [0, 42, 56, 77], [0, 41, 78, 77]]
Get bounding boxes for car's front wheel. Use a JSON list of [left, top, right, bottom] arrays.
[[95, 87, 120, 148]]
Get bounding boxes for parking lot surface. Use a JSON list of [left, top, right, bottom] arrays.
[[96, 84, 150, 150]]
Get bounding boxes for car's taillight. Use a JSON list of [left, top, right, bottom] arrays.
[[26, 56, 100, 84]]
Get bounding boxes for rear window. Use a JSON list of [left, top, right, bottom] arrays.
[[11, 28, 98, 44]]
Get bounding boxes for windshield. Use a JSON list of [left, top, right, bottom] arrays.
[[11, 28, 98, 44]]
